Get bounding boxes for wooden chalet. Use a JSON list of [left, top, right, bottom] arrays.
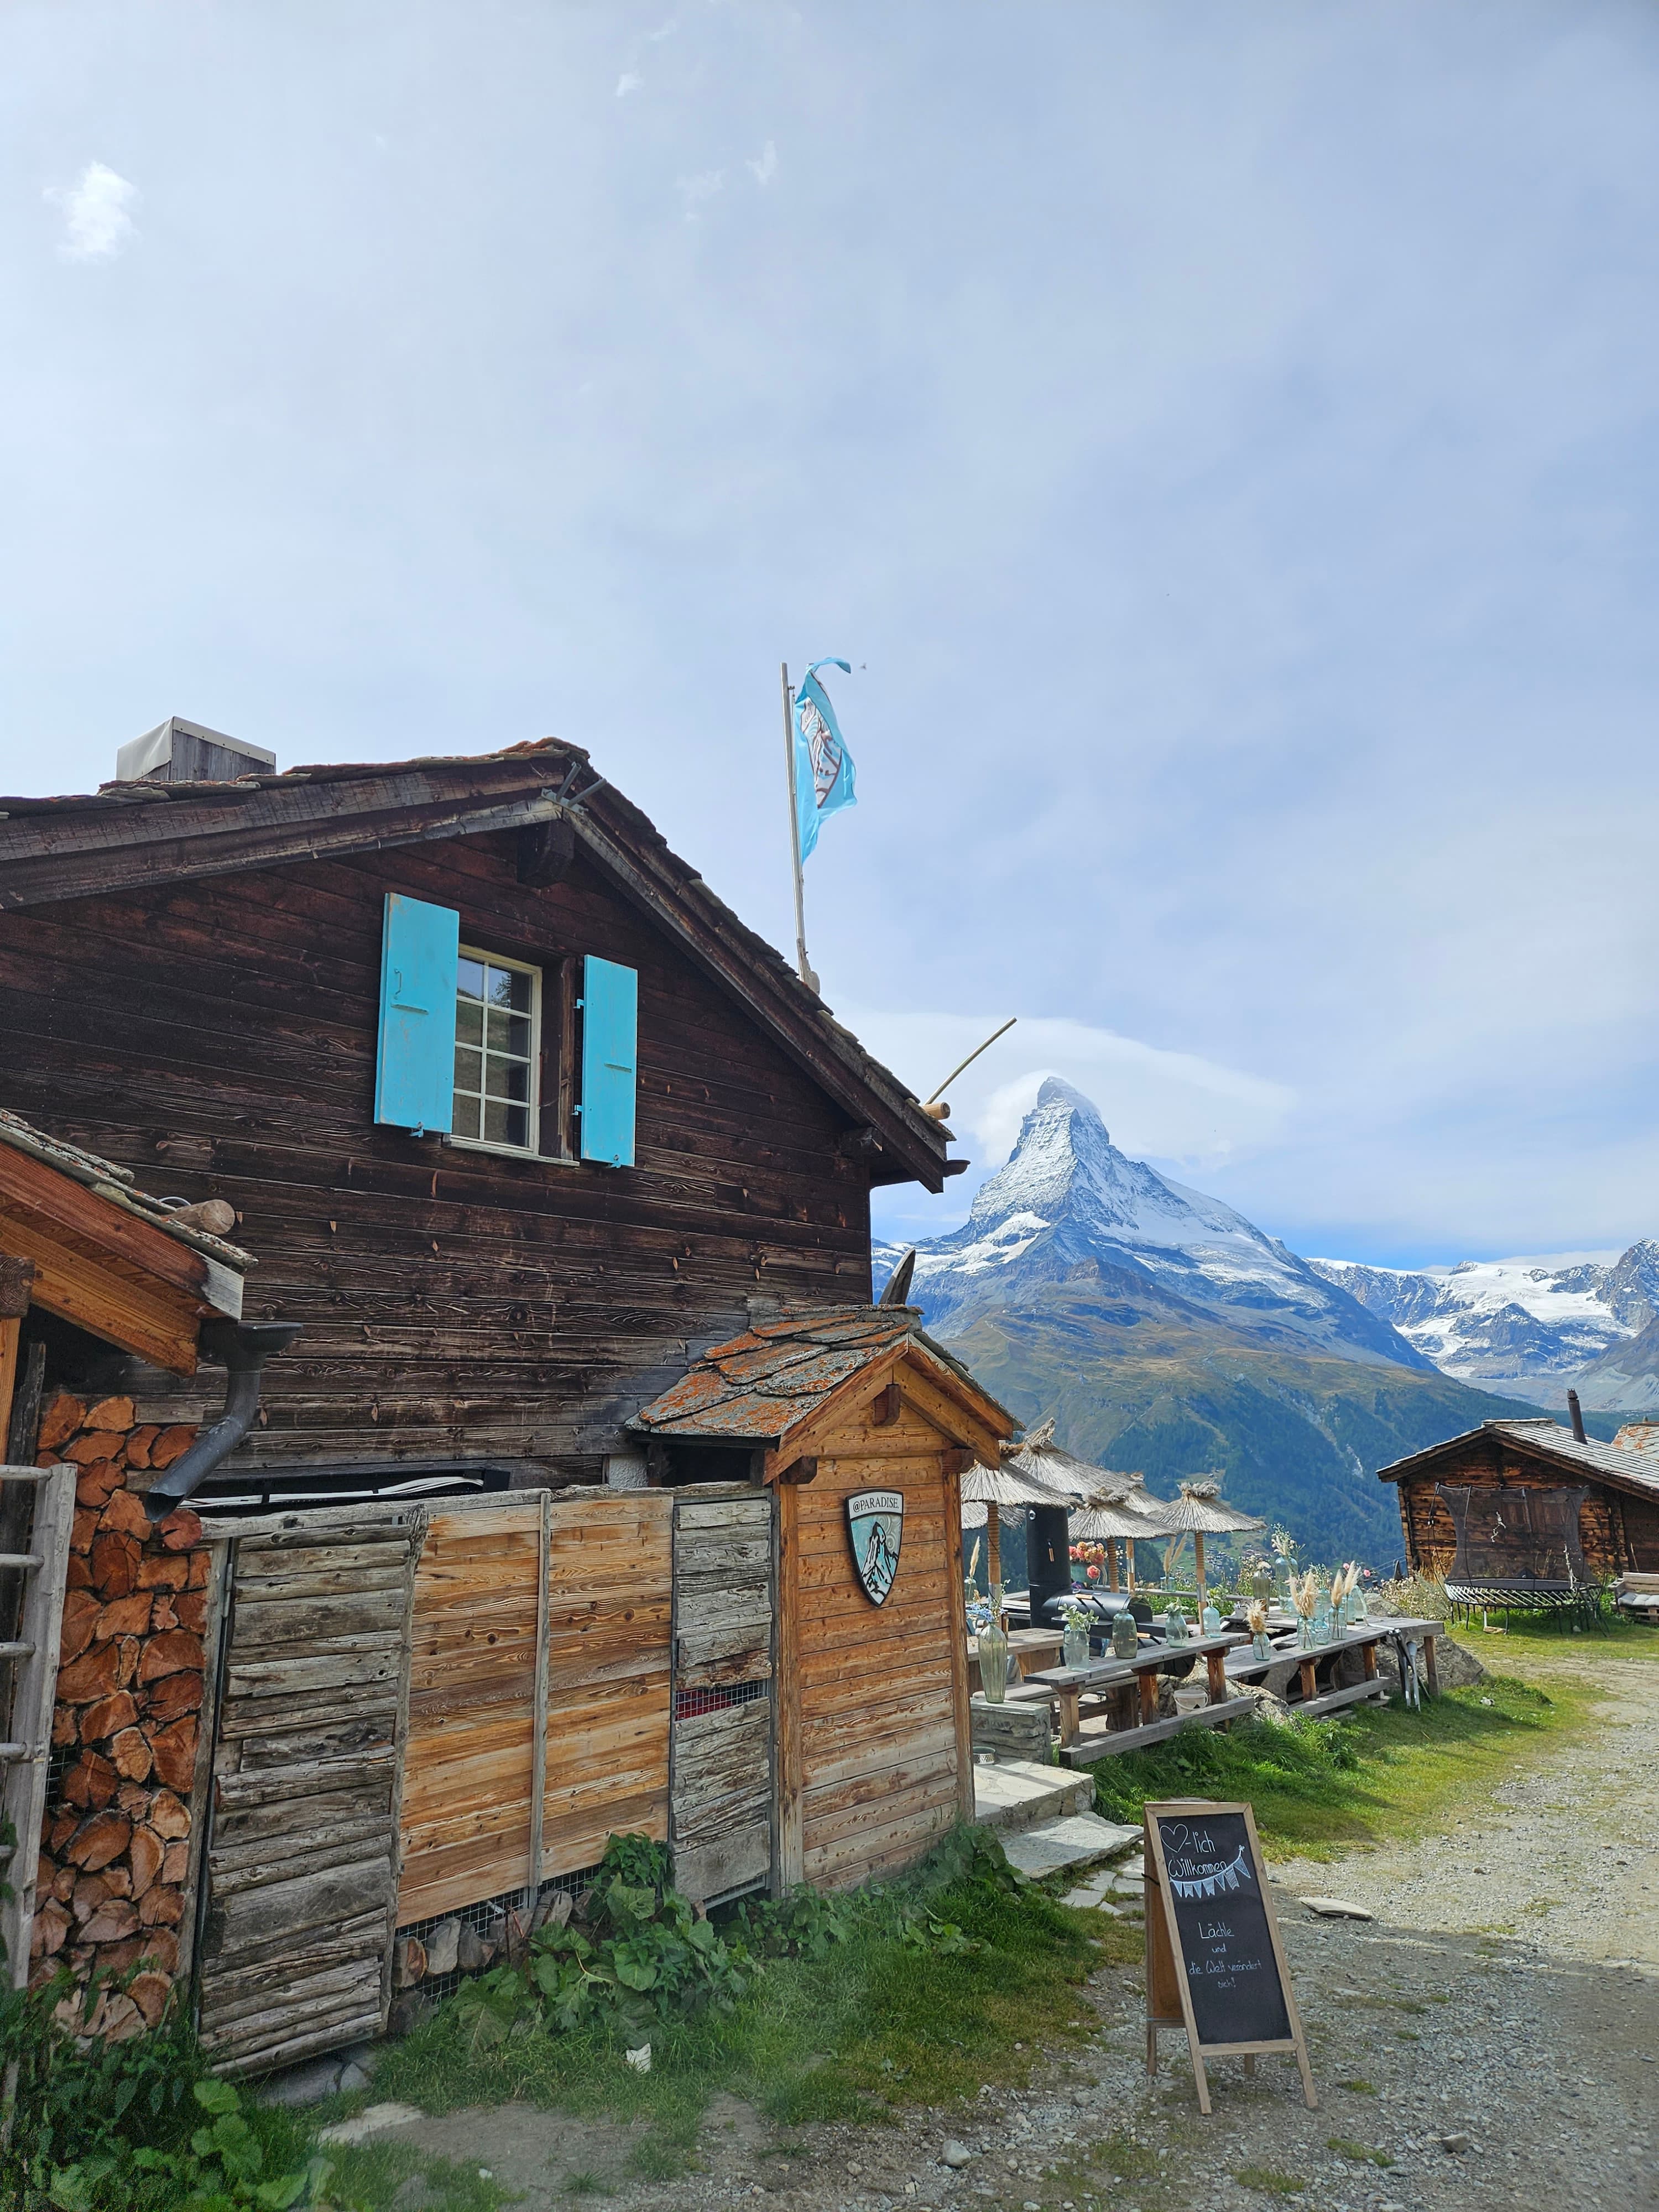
[[0, 721, 1014, 2072], [1378, 1416, 1659, 1599]]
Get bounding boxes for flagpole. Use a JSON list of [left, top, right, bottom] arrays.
[[781, 661, 818, 992]]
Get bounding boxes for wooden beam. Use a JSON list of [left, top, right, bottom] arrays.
[[943, 1452, 976, 1825], [775, 1481, 804, 1890], [0, 769, 573, 911]]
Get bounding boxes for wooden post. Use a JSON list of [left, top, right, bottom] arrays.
[[943, 1455, 977, 1825], [986, 1508, 1001, 1592], [1126, 1538, 1136, 1592], [526, 1489, 552, 1904], [0, 1260, 32, 1460], [1107, 1538, 1120, 1591], [780, 662, 813, 990], [775, 1480, 804, 1888], [1194, 1531, 1207, 1605]]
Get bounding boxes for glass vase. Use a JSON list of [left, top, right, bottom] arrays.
[[979, 1613, 1010, 1704], [1062, 1618, 1091, 1671], [1201, 1601, 1223, 1635], [1111, 1609, 1139, 1660], [1164, 1604, 1188, 1644], [1251, 1630, 1272, 1661], [1297, 1615, 1315, 1650]]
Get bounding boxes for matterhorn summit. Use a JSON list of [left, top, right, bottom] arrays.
[[881, 1077, 1425, 1368]]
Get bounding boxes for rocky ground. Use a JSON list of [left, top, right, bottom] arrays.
[[349, 1641, 1659, 2211]]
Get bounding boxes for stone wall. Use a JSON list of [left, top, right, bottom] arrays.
[[28, 1390, 207, 2038]]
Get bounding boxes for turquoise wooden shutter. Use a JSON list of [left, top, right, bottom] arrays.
[[374, 893, 460, 1133], [579, 956, 637, 1167]]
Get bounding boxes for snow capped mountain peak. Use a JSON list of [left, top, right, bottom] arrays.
[[1308, 1244, 1659, 1405], [886, 1077, 1426, 1368]]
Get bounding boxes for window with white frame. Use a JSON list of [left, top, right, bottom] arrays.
[[453, 949, 540, 1150]]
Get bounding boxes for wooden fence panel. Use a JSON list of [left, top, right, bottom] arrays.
[[541, 1490, 674, 1877], [398, 1498, 545, 1925]]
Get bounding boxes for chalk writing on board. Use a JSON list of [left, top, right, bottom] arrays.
[[1154, 1812, 1291, 2047]]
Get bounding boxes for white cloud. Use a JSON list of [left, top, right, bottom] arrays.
[[838, 1009, 1294, 1177], [747, 140, 777, 186], [675, 169, 723, 219], [47, 162, 138, 261], [615, 72, 642, 97]]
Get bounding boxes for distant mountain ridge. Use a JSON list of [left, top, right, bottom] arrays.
[[887, 1078, 1430, 1370], [1307, 1244, 1659, 1408], [874, 1078, 1552, 1561]]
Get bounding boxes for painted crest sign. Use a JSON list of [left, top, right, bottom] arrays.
[[846, 1488, 904, 1606]]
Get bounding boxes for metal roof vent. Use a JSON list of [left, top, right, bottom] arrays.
[[115, 716, 276, 785]]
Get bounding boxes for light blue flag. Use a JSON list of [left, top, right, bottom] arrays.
[[794, 658, 856, 861]]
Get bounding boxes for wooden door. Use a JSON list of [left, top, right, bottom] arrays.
[[194, 1506, 424, 2074], [669, 1490, 774, 1905]]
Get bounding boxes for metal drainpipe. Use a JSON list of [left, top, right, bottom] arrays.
[[1567, 1388, 1588, 1445], [143, 1319, 304, 1524]]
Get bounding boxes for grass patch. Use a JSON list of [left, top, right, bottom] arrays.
[[1233, 2165, 1306, 2194], [1327, 2135, 1394, 2167], [1088, 1673, 1572, 1858], [1335, 2077, 1377, 2094], [374, 1829, 1104, 2179]]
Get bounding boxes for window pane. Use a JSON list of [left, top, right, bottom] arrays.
[[486, 966, 518, 1008], [456, 999, 483, 1047], [504, 1102, 529, 1146], [457, 957, 486, 1000], [453, 1093, 481, 1138], [454, 1046, 482, 1093], [506, 968, 533, 1013], [486, 1006, 533, 1056], [483, 1098, 512, 1144], [485, 1057, 530, 1103]]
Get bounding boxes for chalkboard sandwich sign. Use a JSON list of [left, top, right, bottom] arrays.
[[1142, 1799, 1317, 2114]]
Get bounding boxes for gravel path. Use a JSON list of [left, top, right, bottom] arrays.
[[393, 1644, 1659, 2211]]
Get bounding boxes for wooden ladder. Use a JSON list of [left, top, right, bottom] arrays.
[[0, 1462, 76, 1993]]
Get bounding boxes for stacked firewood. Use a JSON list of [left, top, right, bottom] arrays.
[[28, 1390, 206, 2037]]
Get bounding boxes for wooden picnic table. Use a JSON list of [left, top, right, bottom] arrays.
[[966, 1626, 1063, 1696], [1224, 1614, 1442, 1716], [1012, 1615, 1444, 1761], [1023, 1631, 1254, 1760]]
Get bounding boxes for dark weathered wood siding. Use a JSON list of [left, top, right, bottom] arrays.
[[0, 832, 875, 1468], [1395, 1436, 1637, 1579]]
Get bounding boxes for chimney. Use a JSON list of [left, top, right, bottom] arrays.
[[115, 717, 275, 786], [1567, 1387, 1587, 1444]]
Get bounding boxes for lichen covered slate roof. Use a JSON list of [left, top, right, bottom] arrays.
[[630, 1305, 994, 1443], [0, 1107, 255, 1272]]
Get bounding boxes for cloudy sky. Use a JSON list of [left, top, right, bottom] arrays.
[[4, 2, 1657, 1268]]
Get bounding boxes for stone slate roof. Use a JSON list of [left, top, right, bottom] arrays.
[[0, 1107, 255, 1273], [1376, 1417, 1659, 1504], [629, 1305, 1006, 1444]]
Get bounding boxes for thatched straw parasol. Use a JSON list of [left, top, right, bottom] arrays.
[[959, 1455, 1071, 1586], [1153, 1478, 1265, 1600], [1068, 1480, 1176, 1591]]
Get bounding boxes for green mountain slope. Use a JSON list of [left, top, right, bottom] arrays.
[[944, 1280, 1556, 1564]]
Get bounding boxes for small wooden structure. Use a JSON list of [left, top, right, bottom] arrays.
[[1378, 1416, 1659, 1598]]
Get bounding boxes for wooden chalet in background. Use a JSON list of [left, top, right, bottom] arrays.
[[1378, 1416, 1659, 1591], [0, 717, 1012, 2073]]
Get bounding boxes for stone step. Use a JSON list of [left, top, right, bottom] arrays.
[[1001, 1811, 1144, 1882], [972, 1757, 1093, 1836]]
